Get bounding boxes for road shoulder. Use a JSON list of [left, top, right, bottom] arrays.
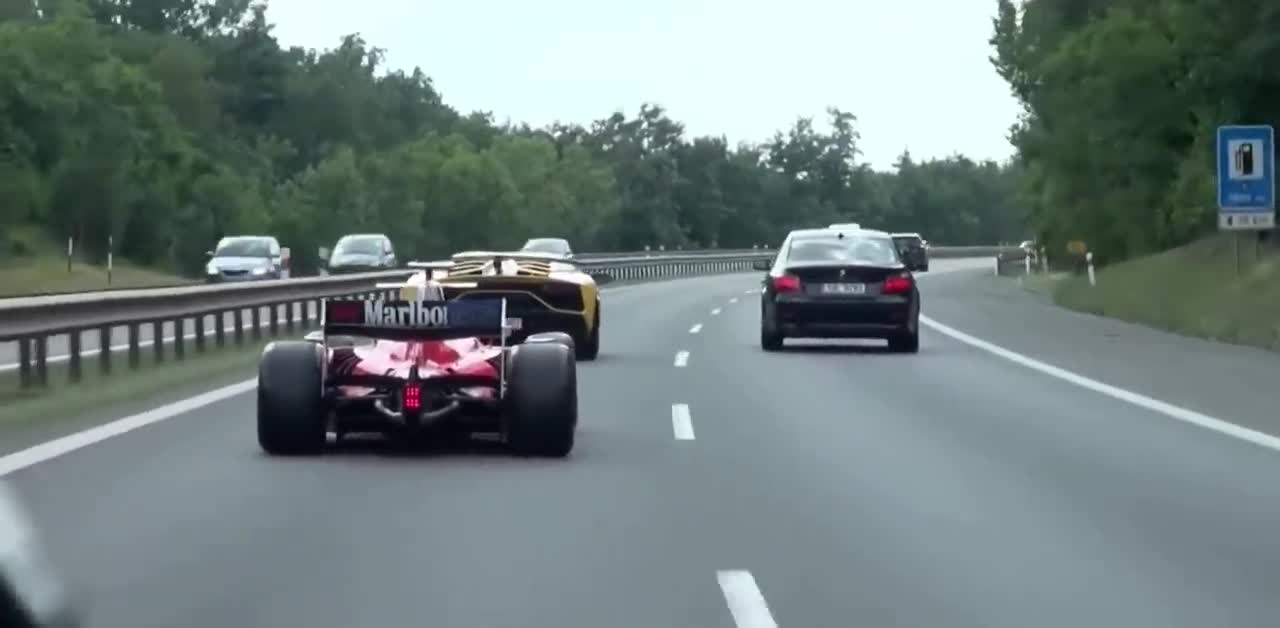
[[919, 269, 1280, 439]]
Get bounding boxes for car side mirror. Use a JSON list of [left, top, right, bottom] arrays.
[[751, 259, 771, 271]]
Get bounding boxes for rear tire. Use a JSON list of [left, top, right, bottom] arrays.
[[888, 327, 920, 353], [576, 300, 601, 361], [526, 331, 575, 351], [257, 341, 327, 455], [760, 306, 783, 351], [504, 343, 577, 457]]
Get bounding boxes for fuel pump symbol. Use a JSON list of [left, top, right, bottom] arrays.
[[1235, 142, 1255, 176]]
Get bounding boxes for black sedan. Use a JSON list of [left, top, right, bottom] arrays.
[[754, 228, 921, 353]]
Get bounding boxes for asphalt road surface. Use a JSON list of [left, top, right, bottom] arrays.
[[7, 260, 1280, 628]]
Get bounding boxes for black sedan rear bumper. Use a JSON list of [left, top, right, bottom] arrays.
[[772, 294, 915, 338]]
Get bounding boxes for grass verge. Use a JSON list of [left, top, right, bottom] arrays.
[[0, 225, 194, 297], [0, 255, 195, 298], [1051, 234, 1280, 351]]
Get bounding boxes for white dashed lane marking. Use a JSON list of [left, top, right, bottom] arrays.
[[671, 404, 694, 440], [674, 351, 690, 367], [689, 324, 702, 334], [711, 308, 721, 315], [729, 297, 738, 303], [717, 570, 778, 628]]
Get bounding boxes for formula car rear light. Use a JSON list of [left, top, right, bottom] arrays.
[[403, 384, 421, 411], [772, 273, 802, 293], [882, 273, 913, 294]]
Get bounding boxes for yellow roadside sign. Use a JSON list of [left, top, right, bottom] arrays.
[[1066, 240, 1087, 255]]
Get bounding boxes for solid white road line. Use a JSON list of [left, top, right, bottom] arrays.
[[671, 404, 695, 440], [921, 315, 1280, 452], [711, 307, 722, 315], [717, 570, 778, 628], [0, 378, 259, 476], [689, 324, 703, 334], [674, 351, 690, 367]]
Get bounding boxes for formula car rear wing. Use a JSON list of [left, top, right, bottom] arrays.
[[322, 297, 517, 343]]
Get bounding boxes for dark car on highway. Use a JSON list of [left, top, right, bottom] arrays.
[[754, 226, 922, 353], [890, 232, 929, 272], [324, 234, 397, 274]]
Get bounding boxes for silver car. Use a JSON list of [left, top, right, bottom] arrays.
[[204, 236, 284, 282]]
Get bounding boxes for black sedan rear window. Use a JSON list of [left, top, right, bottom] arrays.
[[787, 236, 900, 265]]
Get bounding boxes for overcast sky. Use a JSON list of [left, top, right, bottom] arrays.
[[262, 0, 1021, 171]]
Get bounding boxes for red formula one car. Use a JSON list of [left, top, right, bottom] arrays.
[[255, 276, 578, 457]]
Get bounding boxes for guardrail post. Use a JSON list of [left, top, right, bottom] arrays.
[[215, 312, 226, 348], [34, 336, 47, 387], [67, 330, 82, 383], [173, 318, 185, 361], [251, 307, 262, 340], [287, 302, 297, 332], [194, 315, 206, 353], [98, 327, 111, 375], [270, 304, 281, 336], [152, 321, 163, 363], [233, 309, 244, 345], [17, 339, 31, 388], [128, 324, 141, 369]]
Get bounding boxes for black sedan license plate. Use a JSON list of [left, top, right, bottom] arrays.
[[820, 282, 865, 295]]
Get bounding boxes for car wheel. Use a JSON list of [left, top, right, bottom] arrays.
[[887, 326, 920, 353], [576, 300, 600, 361], [760, 305, 784, 351], [257, 341, 327, 455], [504, 342, 577, 457]]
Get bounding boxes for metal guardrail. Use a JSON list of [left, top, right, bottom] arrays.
[[0, 246, 1021, 389], [0, 252, 773, 389]]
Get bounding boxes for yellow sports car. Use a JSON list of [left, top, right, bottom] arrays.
[[408, 251, 602, 360]]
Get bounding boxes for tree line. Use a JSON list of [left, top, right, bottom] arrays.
[[991, 0, 1279, 263], [0, 0, 1025, 276]]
